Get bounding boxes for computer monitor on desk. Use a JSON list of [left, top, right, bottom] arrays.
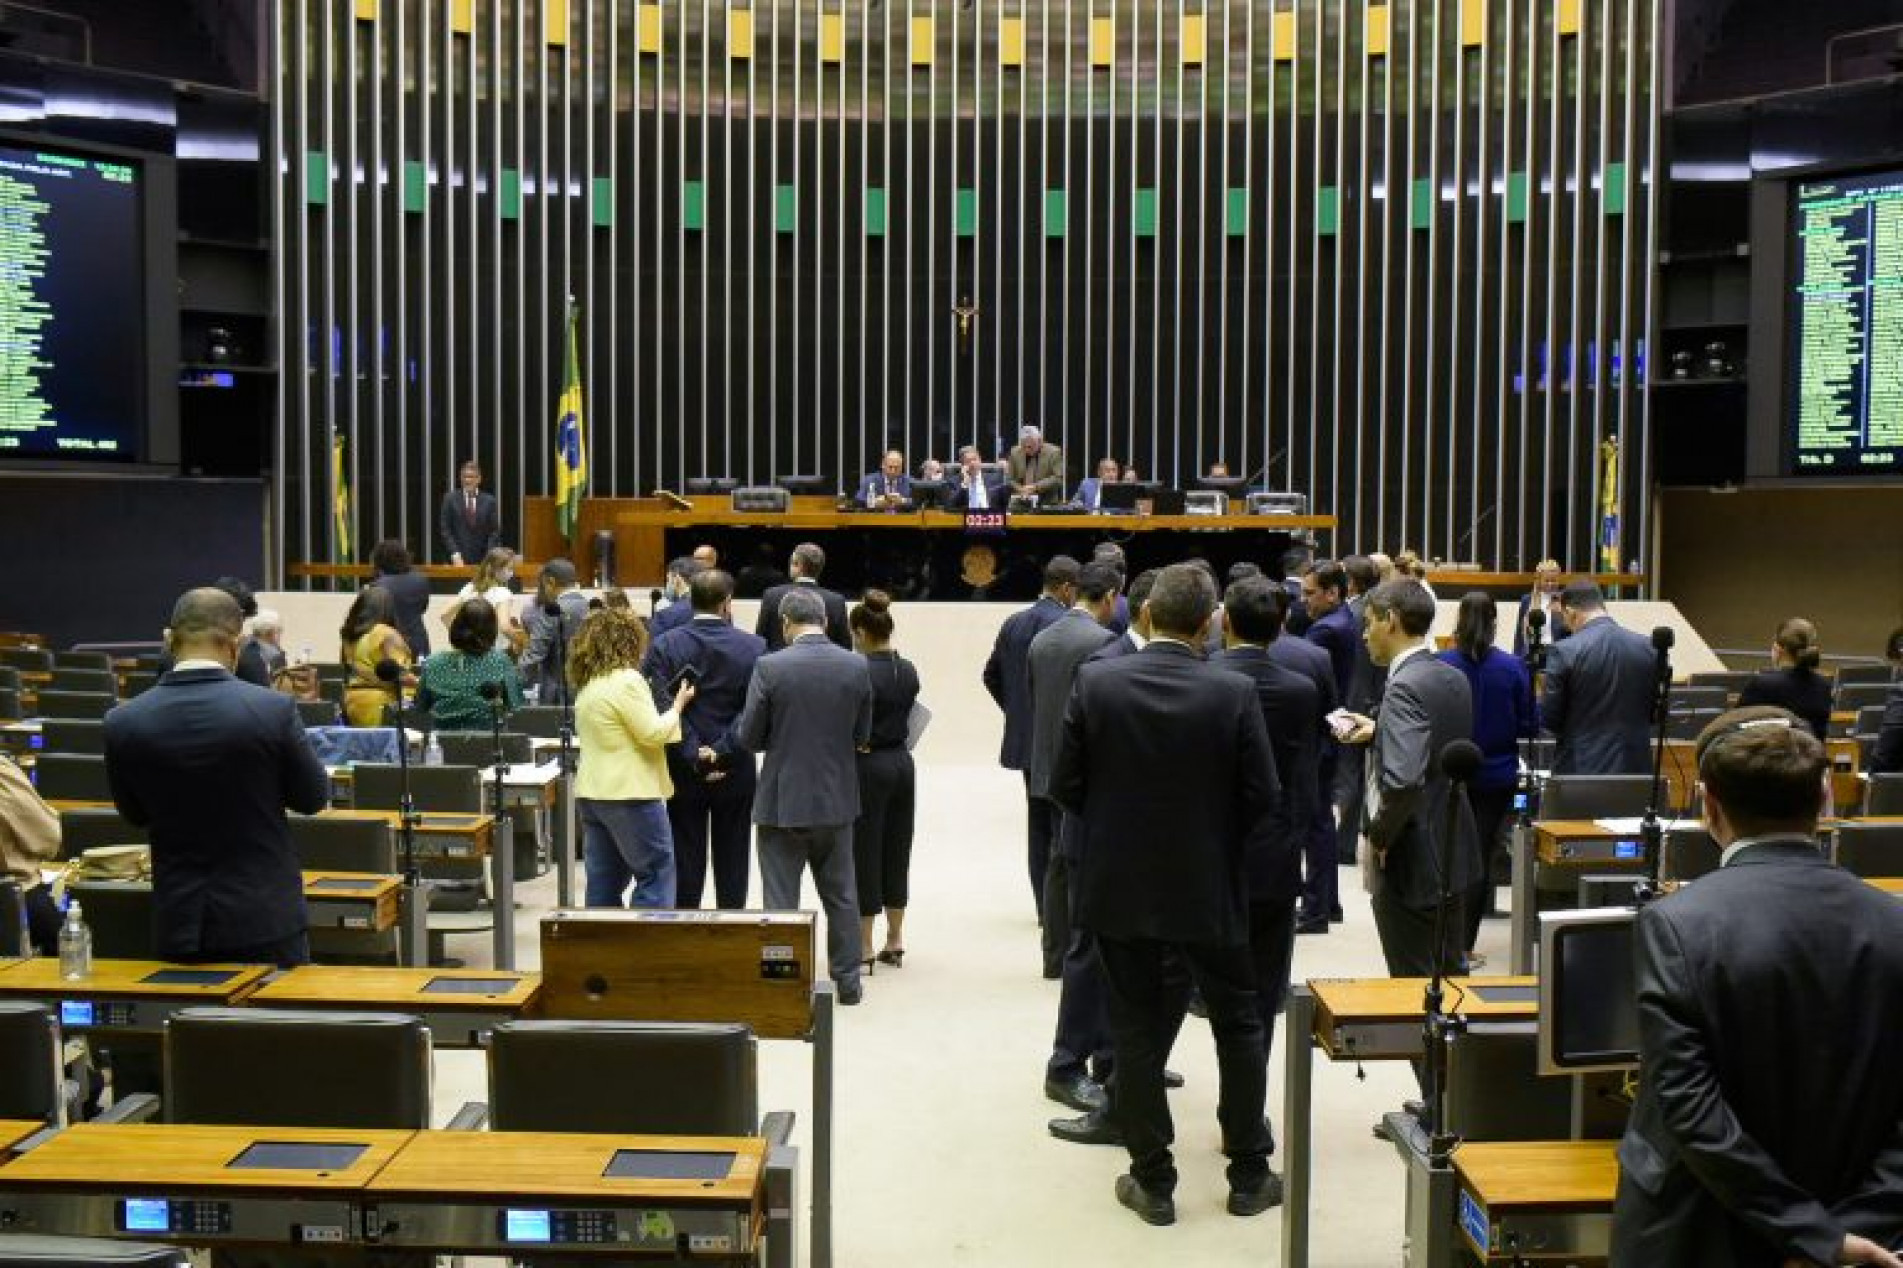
[[1537, 907, 1640, 1076]]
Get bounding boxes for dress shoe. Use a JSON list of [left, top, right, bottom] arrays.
[[1295, 915, 1330, 935], [1329, 907, 1345, 924], [1403, 1099, 1426, 1118], [837, 980, 864, 1006], [1228, 1170, 1286, 1216], [1044, 1073, 1106, 1113], [1163, 1069, 1185, 1090], [1048, 1109, 1123, 1146], [1114, 1174, 1176, 1227], [1371, 1118, 1393, 1142], [875, 946, 906, 968]]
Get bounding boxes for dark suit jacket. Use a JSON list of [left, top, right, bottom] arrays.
[[948, 469, 1006, 510], [1024, 609, 1115, 800], [373, 569, 433, 658], [1511, 592, 1571, 657], [645, 615, 766, 797], [1051, 641, 1280, 944], [730, 634, 872, 828], [518, 589, 591, 705], [1364, 649, 1480, 910], [1088, 631, 1140, 663], [754, 579, 850, 651], [1613, 840, 1903, 1267], [1874, 681, 1903, 774], [1737, 667, 1832, 740], [1072, 477, 1126, 512], [649, 599, 695, 638], [102, 667, 331, 957], [1266, 634, 1339, 718], [1542, 614, 1658, 775], [440, 487, 501, 563], [1305, 603, 1359, 705], [854, 471, 913, 510], [1215, 645, 1321, 903], [984, 595, 1069, 770], [1005, 444, 1065, 501]]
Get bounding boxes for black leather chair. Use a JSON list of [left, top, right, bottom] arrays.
[[1869, 773, 1903, 818], [0, 687, 18, 720], [0, 881, 24, 957], [1666, 686, 1729, 713], [31, 754, 112, 802], [505, 705, 568, 739], [290, 814, 397, 873], [1665, 708, 1723, 742], [37, 719, 105, 756], [57, 808, 147, 857], [487, 1021, 762, 1136], [1833, 822, 1903, 879], [296, 699, 344, 728], [0, 1003, 62, 1124], [1687, 670, 1752, 698], [46, 669, 115, 697], [351, 763, 485, 814], [1835, 663, 1899, 690], [436, 730, 533, 766], [0, 648, 51, 673], [1538, 774, 1654, 821], [66, 883, 156, 960], [163, 1008, 442, 1129], [0, 1236, 188, 1268], [50, 651, 112, 672], [1663, 825, 1721, 882], [1835, 682, 1893, 713], [32, 691, 114, 721], [119, 671, 158, 699]]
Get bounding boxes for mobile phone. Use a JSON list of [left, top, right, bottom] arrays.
[[667, 664, 702, 695], [1326, 708, 1357, 740]]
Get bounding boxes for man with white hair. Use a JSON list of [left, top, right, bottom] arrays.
[[1007, 425, 1066, 503], [249, 608, 288, 678]]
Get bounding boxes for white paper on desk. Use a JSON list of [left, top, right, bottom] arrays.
[[905, 701, 933, 752], [1593, 816, 1650, 834]]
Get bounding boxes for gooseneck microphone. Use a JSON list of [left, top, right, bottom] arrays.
[[1641, 626, 1676, 895], [374, 657, 403, 685], [650, 588, 665, 619], [374, 657, 420, 888], [1421, 736, 1484, 1154]]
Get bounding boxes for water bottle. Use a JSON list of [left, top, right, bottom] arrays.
[[59, 901, 92, 981], [424, 731, 443, 766]]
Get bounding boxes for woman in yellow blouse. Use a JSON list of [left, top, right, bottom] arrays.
[[571, 608, 696, 907], [339, 586, 414, 727]]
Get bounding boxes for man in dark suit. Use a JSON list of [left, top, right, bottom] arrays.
[[854, 449, 914, 511], [1088, 568, 1157, 663], [728, 588, 873, 1004], [1026, 563, 1118, 1106], [1332, 557, 1384, 885], [983, 555, 1080, 940], [1542, 580, 1657, 775], [1612, 707, 1903, 1268], [754, 542, 851, 651], [646, 569, 765, 910], [1215, 575, 1321, 1130], [948, 445, 1005, 510], [648, 557, 705, 638], [1072, 457, 1123, 512], [1298, 560, 1356, 931], [103, 588, 331, 966], [1342, 579, 1479, 983], [439, 460, 501, 566], [1052, 564, 1282, 1226], [369, 538, 433, 658]]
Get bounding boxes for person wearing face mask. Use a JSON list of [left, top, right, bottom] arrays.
[[454, 547, 523, 653]]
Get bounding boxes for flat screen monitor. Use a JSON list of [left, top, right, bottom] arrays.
[[0, 138, 155, 464], [1195, 476, 1250, 497], [909, 478, 949, 509], [1537, 907, 1641, 1075]]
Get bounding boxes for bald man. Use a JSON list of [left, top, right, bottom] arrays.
[[857, 450, 913, 511]]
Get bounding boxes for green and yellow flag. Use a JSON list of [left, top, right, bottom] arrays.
[[554, 301, 588, 540], [331, 430, 353, 562]]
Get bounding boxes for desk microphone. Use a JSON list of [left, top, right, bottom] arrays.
[[1525, 607, 1546, 637], [1422, 736, 1483, 1151], [373, 658, 403, 685], [1640, 626, 1676, 897], [1440, 737, 1483, 784], [541, 600, 562, 619], [478, 680, 504, 709], [650, 588, 665, 618]]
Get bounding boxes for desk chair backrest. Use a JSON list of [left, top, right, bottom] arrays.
[[289, 814, 398, 873], [1833, 822, 1903, 879], [0, 1234, 191, 1267], [1835, 682, 1893, 713], [296, 699, 344, 728], [1686, 670, 1752, 698], [1667, 686, 1728, 714], [1444, 1029, 1572, 1141], [164, 1007, 433, 1128], [1856, 705, 1888, 738], [51, 651, 112, 672], [47, 669, 115, 697], [0, 687, 18, 720], [486, 1020, 757, 1136], [120, 671, 158, 699], [58, 809, 148, 858], [0, 648, 51, 673], [32, 691, 114, 722], [1662, 826, 1722, 882], [0, 881, 23, 957], [66, 882, 155, 960], [436, 730, 533, 767], [38, 718, 105, 756], [506, 705, 566, 739], [1868, 773, 1903, 818], [1665, 709, 1723, 742], [31, 754, 112, 802], [351, 763, 484, 814], [1538, 774, 1653, 821], [0, 1002, 63, 1125], [1835, 663, 1898, 690], [0, 666, 20, 692]]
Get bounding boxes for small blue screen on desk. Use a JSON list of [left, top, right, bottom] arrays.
[[59, 1001, 94, 1026], [504, 1210, 552, 1242], [123, 1199, 169, 1232], [1615, 840, 1642, 860]]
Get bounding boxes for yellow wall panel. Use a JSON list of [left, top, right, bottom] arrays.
[[912, 15, 935, 65], [637, 3, 662, 53], [1089, 16, 1114, 68], [354, 0, 377, 19], [1557, 0, 1581, 35], [729, 8, 754, 58], [1461, 0, 1487, 46], [546, 0, 567, 46], [1181, 13, 1207, 67], [450, 0, 474, 35], [1272, 11, 1296, 62], [1000, 15, 1026, 66], [820, 12, 845, 62], [1366, 5, 1391, 57]]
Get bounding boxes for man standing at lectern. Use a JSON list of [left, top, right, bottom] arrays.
[[1612, 707, 1903, 1268], [440, 460, 502, 566]]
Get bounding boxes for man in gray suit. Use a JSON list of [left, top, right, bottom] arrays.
[[1542, 580, 1658, 775], [728, 588, 874, 1004], [1026, 562, 1119, 1113]]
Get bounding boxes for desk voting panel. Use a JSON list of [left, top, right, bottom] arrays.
[[0, 961, 268, 1037], [1454, 1140, 1617, 1264]]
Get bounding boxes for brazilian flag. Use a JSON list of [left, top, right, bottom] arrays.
[[554, 301, 588, 540]]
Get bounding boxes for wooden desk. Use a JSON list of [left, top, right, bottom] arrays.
[[301, 872, 402, 933], [1454, 1140, 1618, 1262], [0, 960, 270, 1035], [0, 1120, 44, 1158], [247, 965, 540, 1047], [1534, 821, 1651, 869], [1309, 976, 1541, 1060], [1870, 877, 1903, 897], [616, 506, 1338, 533], [365, 1129, 764, 1258]]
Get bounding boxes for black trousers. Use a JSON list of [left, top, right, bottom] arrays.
[[24, 883, 61, 955], [668, 773, 755, 910], [1371, 889, 1465, 1093], [852, 749, 916, 915], [1025, 773, 1056, 921], [1097, 934, 1272, 1196], [1463, 785, 1514, 952], [175, 930, 311, 969], [1047, 837, 1111, 1084], [1301, 755, 1343, 921], [1039, 807, 1076, 976]]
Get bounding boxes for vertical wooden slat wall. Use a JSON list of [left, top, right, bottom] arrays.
[[276, 0, 1657, 575]]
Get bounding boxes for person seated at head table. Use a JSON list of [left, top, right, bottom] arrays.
[[949, 445, 1006, 509], [416, 597, 524, 732], [1206, 461, 1231, 479], [1073, 457, 1123, 512], [856, 449, 914, 511], [918, 457, 946, 482]]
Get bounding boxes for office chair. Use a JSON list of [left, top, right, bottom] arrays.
[[51, 651, 112, 672], [1665, 708, 1723, 742], [46, 669, 115, 696], [0, 687, 18, 720], [0, 881, 24, 957], [1687, 670, 1752, 697], [164, 1008, 440, 1129], [1833, 822, 1903, 879], [31, 754, 113, 802], [506, 704, 567, 739], [37, 718, 105, 756], [1868, 773, 1903, 818], [119, 671, 158, 699], [486, 1020, 764, 1136], [0, 666, 19, 692], [1834, 663, 1898, 690], [296, 698, 344, 727], [436, 730, 533, 766], [351, 763, 485, 813], [66, 883, 155, 960], [1667, 686, 1728, 713], [289, 814, 397, 873], [0, 1236, 190, 1268], [32, 690, 114, 721], [383, 702, 435, 732], [1663, 826, 1722, 882], [0, 1003, 65, 1125], [1537, 774, 1654, 821], [57, 808, 148, 857], [0, 648, 51, 673], [1835, 682, 1894, 713]]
